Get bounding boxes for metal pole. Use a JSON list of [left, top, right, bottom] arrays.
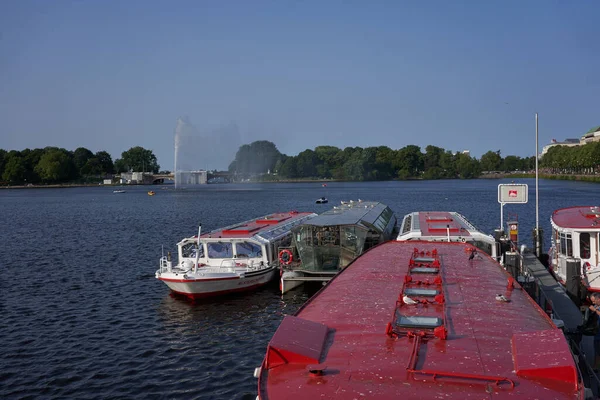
[[534, 113, 543, 258], [535, 113, 539, 234]]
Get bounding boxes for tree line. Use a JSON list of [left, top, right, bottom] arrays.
[[2, 139, 598, 185], [0, 146, 160, 185], [228, 141, 537, 181]]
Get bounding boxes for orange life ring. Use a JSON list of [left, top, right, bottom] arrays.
[[279, 249, 293, 265]]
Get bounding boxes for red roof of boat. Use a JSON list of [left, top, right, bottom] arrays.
[[200, 211, 314, 238], [418, 211, 472, 237], [552, 206, 600, 230], [258, 241, 583, 399]]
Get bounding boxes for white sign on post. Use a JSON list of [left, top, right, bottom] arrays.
[[498, 184, 528, 204], [498, 184, 528, 231]]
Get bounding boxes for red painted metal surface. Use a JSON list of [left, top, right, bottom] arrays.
[[214, 212, 303, 237], [552, 206, 600, 229], [418, 211, 473, 237], [258, 241, 584, 399]]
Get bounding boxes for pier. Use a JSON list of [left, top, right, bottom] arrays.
[[520, 252, 600, 398]]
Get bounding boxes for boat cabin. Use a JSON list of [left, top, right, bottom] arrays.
[[550, 206, 600, 291], [291, 200, 397, 272], [397, 211, 498, 259], [176, 212, 318, 268]]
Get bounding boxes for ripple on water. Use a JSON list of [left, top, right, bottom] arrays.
[[1, 181, 596, 399]]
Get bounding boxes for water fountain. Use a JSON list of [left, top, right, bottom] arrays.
[[173, 117, 241, 188]]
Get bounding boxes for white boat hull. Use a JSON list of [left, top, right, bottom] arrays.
[[280, 271, 306, 294], [158, 267, 276, 299]]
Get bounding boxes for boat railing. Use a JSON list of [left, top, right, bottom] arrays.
[[159, 256, 172, 273]]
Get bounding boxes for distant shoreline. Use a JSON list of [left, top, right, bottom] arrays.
[[2, 173, 599, 189]]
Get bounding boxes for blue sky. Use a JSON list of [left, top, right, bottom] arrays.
[[1, 0, 599, 170]]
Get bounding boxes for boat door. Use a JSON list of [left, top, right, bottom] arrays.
[[580, 231, 599, 269]]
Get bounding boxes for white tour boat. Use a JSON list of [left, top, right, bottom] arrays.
[[156, 211, 318, 299], [550, 206, 600, 292], [397, 211, 499, 260]]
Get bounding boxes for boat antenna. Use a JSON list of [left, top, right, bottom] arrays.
[[195, 223, 202, 273]]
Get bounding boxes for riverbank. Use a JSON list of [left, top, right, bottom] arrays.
[[2, 173, 600, 189]]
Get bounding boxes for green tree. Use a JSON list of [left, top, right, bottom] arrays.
[[73, 147, 94, 175], [229, 141, 281, 175], [394, 145, 423, 178], [95, 151, 115, 175], [0, 149, 7, 180], [480, 150, 502, 172], [314, 145, 340, 178], [296, 149, 319, 178], [279, 157, 298, 178], [2, 152, 26, 184], [115, 146, 159, 173], [35, 149, 76, 182]]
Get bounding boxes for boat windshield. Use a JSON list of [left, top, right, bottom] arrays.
[[207, 242, 233, 258], [182, 242, 204, 258], [235, 241, 263, 258]]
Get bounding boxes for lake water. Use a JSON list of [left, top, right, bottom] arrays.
[[1, 178, 598, 399]]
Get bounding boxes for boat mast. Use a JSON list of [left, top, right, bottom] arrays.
[[534, 113, 543, 257]]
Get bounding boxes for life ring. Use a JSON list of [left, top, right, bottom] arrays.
[[278, 249, 293, 265], [585, 262, 592, 272]]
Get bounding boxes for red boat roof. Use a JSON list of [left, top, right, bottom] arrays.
[[258, 241, 583, 399], [200, 211, 315, 239], [552, 206, 600, 230], [418, 211, 473, 237]]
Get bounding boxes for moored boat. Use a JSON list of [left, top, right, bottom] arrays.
[[148, 190, 155, 196], [315, 197, 328, 204], [156, 211, 317, 299], [113, 189, 126, 194], [397, 211, 499, 260], [550, 206, 600, 292], [256, 241, 584, 399], [280, 200, 397, 293]]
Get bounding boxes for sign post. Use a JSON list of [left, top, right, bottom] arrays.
[[498, 184, 528, 231]]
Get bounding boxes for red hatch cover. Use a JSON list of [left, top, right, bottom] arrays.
[[511, 329, 578, 386], [265, 316, 329, 370]]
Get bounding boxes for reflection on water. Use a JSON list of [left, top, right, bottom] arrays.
[[0, 179, 598, 399]]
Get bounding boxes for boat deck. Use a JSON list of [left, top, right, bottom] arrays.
[[259, 241, 583, 399]]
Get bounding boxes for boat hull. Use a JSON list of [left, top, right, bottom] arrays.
[[159, 267, 277, 299]]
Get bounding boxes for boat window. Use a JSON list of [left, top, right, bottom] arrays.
[[342, 227, 358, 251], [580, 233, 591, 259], [396, 315, 442, 328], [401, 214, 413, 234], [473, 240, 492, 256], [207, 242, 233, 258], [235, 242, 262, 258], [559, 232, 572, 257], [182, 242, 204, 258]]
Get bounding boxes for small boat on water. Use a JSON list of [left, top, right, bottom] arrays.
[[550, 206, 600, 292], [256, 241, 584, 399], [156, 211, 318, 299], [315, 197, 328, 204], [397, 211, 499, 260], [113, 190, 126, 194], [148, 191, 155, 196]]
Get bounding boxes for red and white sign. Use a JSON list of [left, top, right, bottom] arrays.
[[498, 184, 528, 204]]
